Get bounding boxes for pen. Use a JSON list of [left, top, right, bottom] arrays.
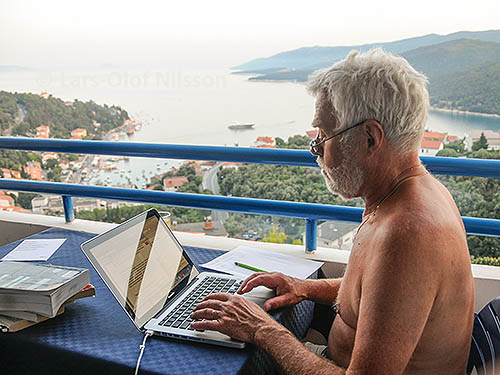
[[234, 262, 268, 273]]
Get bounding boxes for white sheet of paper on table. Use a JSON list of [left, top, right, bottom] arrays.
[[1, 239, 67, 261], [200, 245, 323, 279]]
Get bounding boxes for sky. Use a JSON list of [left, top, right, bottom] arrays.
[[1, 0, 500, 70]]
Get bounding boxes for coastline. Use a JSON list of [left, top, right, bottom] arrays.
[[429, 106, 500, 119]]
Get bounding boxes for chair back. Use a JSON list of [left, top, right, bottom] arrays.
[[467, 297, 500, 375]]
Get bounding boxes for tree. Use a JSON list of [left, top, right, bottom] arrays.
[[436, 148, 459, 157], [472, 132, 489, 151], [263, 225, 287, 244], [16, 192, 41, 209], [44, 159, 59, 170]]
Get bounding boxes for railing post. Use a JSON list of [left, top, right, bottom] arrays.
[[305, 219, 317, 253], [62, 195, 75, 223]]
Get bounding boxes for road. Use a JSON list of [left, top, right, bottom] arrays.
[[202, 164, 229, 222]]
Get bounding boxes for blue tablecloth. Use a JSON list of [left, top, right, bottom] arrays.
[[0, 228, 314, 375]]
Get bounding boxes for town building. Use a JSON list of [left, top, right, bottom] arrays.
[[31, 195, 105, 214], [1, 168, 21, 179], [70, 128, 87, 139], [24, 162, 43, 180], [0, 193, 14, 208], [255, 136, 275, 148], [465, 130, 500, 151], [173, 217, 228, 237], [419, 139, 444, 156], [41, 152, 59, 164], [163, 176, 189, 191], [221, 162, 241, 170], [314, 221, 359, 250], [306, 129, 319, 139], [39, 91, 50, 99], [423, 131, 447, 143], [36, 125, 50, 138]]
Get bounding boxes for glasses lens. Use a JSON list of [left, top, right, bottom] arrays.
[[310, 139, 320, 154]]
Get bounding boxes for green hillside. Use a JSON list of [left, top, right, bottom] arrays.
[[430, 60, 500, 114], [0, 91, 129, 139], [402, 38, 500, 80], [233, 32, 500, 115]]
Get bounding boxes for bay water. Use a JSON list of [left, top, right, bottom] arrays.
[[1, 68, 499, 187]]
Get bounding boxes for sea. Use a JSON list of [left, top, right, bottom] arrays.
[[1, 68, 500, 187]]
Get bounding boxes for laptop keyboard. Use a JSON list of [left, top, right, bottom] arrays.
[[159, 276, 243, 330]]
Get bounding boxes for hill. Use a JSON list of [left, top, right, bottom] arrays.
[[233, 30, 500, 73], [0, 91, 129, 139], [233, 30, 500, 115], [430, 60, 500, 114], [402, 38, 500, 81]]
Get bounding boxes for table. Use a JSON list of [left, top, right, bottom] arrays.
[[0, 228, 315, 375]]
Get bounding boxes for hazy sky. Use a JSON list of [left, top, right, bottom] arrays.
[[1, 0, 500, 69]]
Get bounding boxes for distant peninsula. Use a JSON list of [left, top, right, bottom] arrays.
[[0, 91, 130, 139], [232, 30, 500, 116]]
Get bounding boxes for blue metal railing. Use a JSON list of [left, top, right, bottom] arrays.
[[1, 137, 500, 253]]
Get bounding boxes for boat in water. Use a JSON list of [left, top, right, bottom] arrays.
[[228, 122, 255, 130]]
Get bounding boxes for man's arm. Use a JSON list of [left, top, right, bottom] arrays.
[[255, 325, 346, 375], [239, 272, 343, 310], [191, 293, 347, 375]]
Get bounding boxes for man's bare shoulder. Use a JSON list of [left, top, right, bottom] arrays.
[[367, 183, 466, 270]]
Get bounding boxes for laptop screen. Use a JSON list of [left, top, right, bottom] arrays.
[[81, 209, 200, 329]]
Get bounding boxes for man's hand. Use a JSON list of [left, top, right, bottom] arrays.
[[190, 293, 283, 343], [238, 272, 308, 311]]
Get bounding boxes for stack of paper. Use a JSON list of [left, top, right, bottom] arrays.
[[201, 246, 323, 279]]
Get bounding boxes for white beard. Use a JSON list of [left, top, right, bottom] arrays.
[[316, 155, 364, 200]]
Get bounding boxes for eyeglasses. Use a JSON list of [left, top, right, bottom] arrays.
[[310, 120, 366, 155]]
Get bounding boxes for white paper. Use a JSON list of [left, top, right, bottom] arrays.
[[201, 246, 323, 279], [2, 239, 67, 261]]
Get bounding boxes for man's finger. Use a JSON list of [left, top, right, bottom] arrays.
[[190, 320, 220, 332], [199, 292, 231, 303], [192, 300, 222, 313], [240, 273, 281, 293], [238, 273, 265, 294], [263, 294, 292, 311], [190, 307, 215, 320]]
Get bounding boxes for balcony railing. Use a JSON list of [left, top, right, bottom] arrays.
[[1, 136, 500, 253]]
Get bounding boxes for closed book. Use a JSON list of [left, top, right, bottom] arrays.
[[0, 284, 96, 333], [0, 262, 90, 317]]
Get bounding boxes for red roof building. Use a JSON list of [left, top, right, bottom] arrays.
[[420, 140, 444, 156], [163, 176, 189, 191], [1, 168, 21, 179], [306, 130, 319, 139], [36, 125, 50, 138], [24, 162, 43, 180], [0, 194, 14, 207], [71, 128, 87, 139], [42, 152, 58, 163], [1, 206, 29, 213], [423, 131, 447, 141]]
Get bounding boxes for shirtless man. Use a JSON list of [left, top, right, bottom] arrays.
[[191, 49, 475, 375]]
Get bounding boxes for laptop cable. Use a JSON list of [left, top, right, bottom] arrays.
[[135, 330, 154, 375]]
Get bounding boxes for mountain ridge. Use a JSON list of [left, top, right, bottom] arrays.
[[233, 29, 500, 73]]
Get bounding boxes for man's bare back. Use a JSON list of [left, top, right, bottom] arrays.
[[329, 172, 474, 374]]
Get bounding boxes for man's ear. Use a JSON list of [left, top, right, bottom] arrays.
[[363, 120, 384, 157]]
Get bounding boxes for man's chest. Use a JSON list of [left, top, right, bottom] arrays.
[[336, 245, 367, 328]]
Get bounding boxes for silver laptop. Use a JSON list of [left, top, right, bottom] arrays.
[[81, 208, 270, 349]]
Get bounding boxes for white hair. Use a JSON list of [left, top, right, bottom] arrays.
[[307, 49, 429, 153]]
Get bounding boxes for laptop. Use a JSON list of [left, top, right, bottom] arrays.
[[81, 208, 271, 349]]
